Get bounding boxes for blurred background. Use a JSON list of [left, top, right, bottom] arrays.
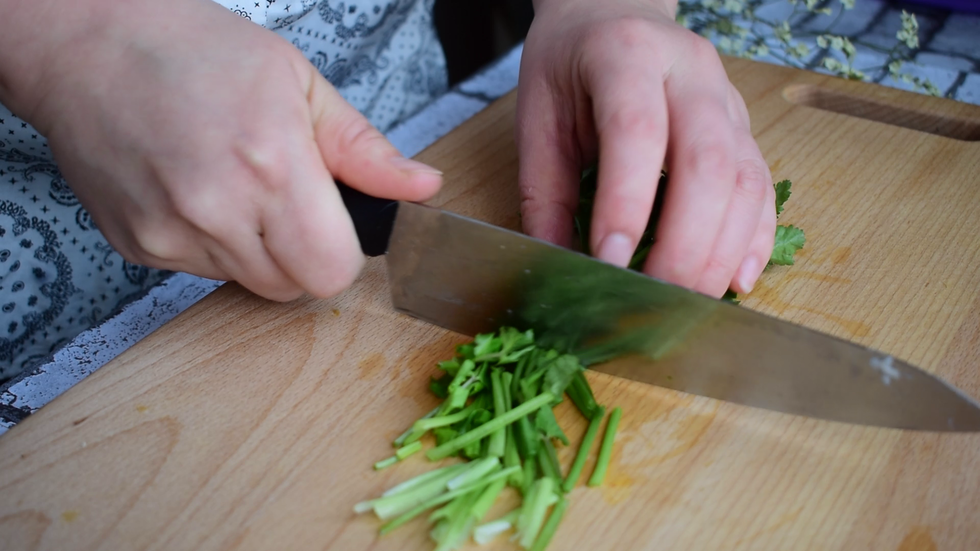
[[434, 0, 533, 86]]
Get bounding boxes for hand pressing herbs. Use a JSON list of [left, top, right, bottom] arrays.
[[573, 167, 806, 302], [355, 327, 621, 551]]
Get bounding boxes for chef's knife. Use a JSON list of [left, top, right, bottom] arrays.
[[338, 183, 980, 432]]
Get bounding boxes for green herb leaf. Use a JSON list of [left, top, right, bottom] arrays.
[[535, 406, 570, 446], [428, 374, 451, 399], [774, 179, 792, 216], [543, 354, 583, 398], [770, 224, 806, 266]]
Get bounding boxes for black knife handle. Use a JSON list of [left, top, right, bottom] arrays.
[[336, 181, 399, 257]]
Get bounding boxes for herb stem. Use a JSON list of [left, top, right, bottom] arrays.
[[426, 393, 556, 461], [519, 477, 556, 548], [393, 406, 438, 447], [529, 496, 569, 551], [470, 477, 508, 522], [373, 456, 398, 470], [393, 441, 421, 461], [379, 466, 519, 535], [588, 407, 622, 487], [487, 369, 507, 457], [562, 405, 605, 493]]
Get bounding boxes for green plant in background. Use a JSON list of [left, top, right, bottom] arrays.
[[678, 0, 941, 96]]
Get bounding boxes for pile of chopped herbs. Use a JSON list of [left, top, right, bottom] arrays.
[[355, 328, 618, 550], [355, 169, 805, 550]]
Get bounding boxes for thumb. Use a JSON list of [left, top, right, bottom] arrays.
[[310, 76, 443, 201]]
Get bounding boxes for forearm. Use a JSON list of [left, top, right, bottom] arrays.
[[0, 0, 111, 121]]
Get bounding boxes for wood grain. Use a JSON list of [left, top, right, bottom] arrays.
[[1, 57, 979, 551]]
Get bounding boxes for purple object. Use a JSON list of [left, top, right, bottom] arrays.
[[894, 0, 980, 13]]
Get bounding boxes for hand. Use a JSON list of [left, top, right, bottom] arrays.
[[2, 0, 442, 302], [515, 0, 775, 297]]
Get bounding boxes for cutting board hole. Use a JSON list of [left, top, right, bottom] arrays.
[[783, 84, 980, 141]]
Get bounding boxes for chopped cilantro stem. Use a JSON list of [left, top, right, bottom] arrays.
[[447, 457, 500, 490], [374, 456, 398, 470], [537, 449, 559, 482], [429, 492, 466, 523], [519, 477, 556, 548], [521, 455, 538, 497], [380, 463, 468, 498], [395, 440, 422, 460], [515, 476, 540, 537], [588, 407, 622, 487], [368, 465, 471, 519], [529, 496, 568, 551], [413, 403, 476, 432], [433, 489, 480, 551], [474, 508, 521, 545], [393, 406, 438, 447], [379, 466, 520, 535], [470, 477, 507, 521], [488, 369, 507, 457], [501, 371, 514, 405], [514, 415, 539, 459], [566, 372, 600, 419], [562, 406, 605, 493], [426, 393, 556, 461], [537, 439, 562, 483]]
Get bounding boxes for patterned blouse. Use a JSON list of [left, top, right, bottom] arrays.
[[0, 0, 447, 381]]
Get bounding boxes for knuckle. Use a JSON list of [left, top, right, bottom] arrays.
[[130, 220, 183, 263], [335, 116, 388, 159], [734, 160, 771, 203], [682, 139, 734, 179], [653, 246, 704, 287], [580, 17, 656, 60], [696, 256, 739, 298], [685, 34, 724, 67], [234, 136, 293, 194], [601, 108, 660, 139]]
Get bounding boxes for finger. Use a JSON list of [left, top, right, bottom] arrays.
[[643, 45, 738, 288], [200, 228, 306, 302], [692, 135, 771, 297], [732, 166, 777, 294], [585, 49, 669, 267], [107, 164, 308, 300], [120, 205, 303, 299], [85, 200, 233, 282], [515, 77, 582, 248], [260, 137, 366, 299], [724, 84, 776, 294], [310, 75, 442, 202]]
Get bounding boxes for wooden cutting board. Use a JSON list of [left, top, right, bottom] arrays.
[[2, 56, 980, 551]]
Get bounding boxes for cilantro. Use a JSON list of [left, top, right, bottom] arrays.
[[534, 405, 570, 446], [573, 169, 807, 300], [357, 328, 624, 551], [770, 224, 806, 266], [588, 406, 622, 487], [774, 179, 792, 216]]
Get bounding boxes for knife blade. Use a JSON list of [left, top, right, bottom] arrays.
[[337, 183, 980, 432]]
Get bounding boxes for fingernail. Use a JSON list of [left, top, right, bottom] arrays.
[[597, 232, 635, 267], [736, 255, 761, 293], [390, 156, 443, 176]]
